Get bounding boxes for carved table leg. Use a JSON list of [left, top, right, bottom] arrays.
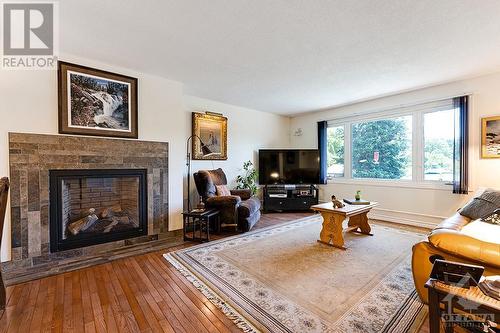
[[348, 212, 373, 235], [318, 212, 333, 244], [318, 212, 346, 250], [357, 212, 372, 234]]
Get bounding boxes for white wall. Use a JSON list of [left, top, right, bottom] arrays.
[[184, 96, 290, 202], [4, 54, 497, 261], [290, 72, 500, 227], [0, 55, 290, 261]]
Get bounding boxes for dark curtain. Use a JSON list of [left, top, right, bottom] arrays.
[[453, 96, 469, 194], [318, 121, 328, 184]]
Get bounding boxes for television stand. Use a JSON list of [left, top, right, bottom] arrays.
[[263, 184, 318, 212]]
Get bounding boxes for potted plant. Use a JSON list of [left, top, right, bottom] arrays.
[[236, 160, 258, 195]]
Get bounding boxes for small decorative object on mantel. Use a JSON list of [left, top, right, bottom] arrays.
[[481, 116, 500, 158], [192, 112, 227, 160], [331, 195, 344, 208], [58, 61, 138, 139]]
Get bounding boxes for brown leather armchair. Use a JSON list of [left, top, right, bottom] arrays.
[[193, 168, 261, 231]]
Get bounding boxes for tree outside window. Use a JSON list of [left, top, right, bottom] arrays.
[[351, 116, 412, 179], [325, 102, 455, 184], [424, 110, 454, 181], [327, 126, 344, 178]]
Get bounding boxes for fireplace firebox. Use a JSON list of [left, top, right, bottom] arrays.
[[49, 169, 148, 252]]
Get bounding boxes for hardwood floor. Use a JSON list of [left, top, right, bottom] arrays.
[[0, 212, 437, 332], [0, 212, 311, 333]]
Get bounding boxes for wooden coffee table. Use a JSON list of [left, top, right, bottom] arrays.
[[311, 201, 378, 250]]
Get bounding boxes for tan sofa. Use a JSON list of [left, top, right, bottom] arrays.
[[412, 212, 500, 304]]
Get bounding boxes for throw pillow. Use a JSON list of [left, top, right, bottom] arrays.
[[216, 185, 231, 196], [482, 209, 500, 226], [459, 189, 500, 220]]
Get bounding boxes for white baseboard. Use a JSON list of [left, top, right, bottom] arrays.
[[368, 207, 445, 229], [316, 200, 445, 229]]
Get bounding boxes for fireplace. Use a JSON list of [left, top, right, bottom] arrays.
[[49, 169, 148, 252]]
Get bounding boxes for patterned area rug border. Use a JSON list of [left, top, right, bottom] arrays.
[[164, 215, 427, 333], [165, 253, 260, 332], [164, 215, 316, 332]]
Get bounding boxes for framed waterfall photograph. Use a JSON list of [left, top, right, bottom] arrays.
[[482, 115, 500, 158], [192, 112, 228, 160], [58, 61, 138, 138]]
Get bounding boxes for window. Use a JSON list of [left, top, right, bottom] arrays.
[[351, 116, 412, 180], [326, 99, 457, 185], [424, 109, 454, 182], [327, 126, 344, 178]]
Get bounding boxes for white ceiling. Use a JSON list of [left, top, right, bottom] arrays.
[[60, 0, 500, 115]]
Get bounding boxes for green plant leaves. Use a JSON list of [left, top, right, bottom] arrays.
[[235, 160, 258, 195]]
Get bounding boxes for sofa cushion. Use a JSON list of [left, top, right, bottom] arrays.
[[459, 189, 500, 220], [238, 197, 261, 218], [206, 195, 241, 211], [428, 223, 500, 268], [434, 212, 470, 232], [461, 219, 500, 244], [482, 210, 500, 226]]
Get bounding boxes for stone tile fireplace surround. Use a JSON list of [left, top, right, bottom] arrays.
[[5, 133, 177, 283]]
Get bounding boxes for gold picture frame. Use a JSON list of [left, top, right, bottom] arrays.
[[481, 116, 500, 158], [192, 112, 228, 160]]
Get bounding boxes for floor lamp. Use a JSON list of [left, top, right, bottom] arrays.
[[186, 135, 212, 212]]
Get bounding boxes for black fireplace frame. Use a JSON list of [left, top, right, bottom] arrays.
[[49, 169, 148, 252]]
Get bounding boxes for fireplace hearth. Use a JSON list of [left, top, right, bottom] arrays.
[[49, 169, 148, 252]]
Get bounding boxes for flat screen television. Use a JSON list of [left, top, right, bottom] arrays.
[[259, 149, 320, 185]]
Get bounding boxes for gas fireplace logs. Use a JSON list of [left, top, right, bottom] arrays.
[[67, 205, 135, 236], [100, 204, 123, 219], [67, 208, 99, 235]]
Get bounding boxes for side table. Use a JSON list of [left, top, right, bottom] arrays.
[[182, 209, 220, 242], [425, 278, 500, 333]]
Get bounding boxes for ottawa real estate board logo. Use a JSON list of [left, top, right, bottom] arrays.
[[1, 1, 58, 69]]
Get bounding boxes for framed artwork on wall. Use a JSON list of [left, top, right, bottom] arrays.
[[58, 61, 138, 139], [481, 116, 500, 158], [192, 112, 228, 160]]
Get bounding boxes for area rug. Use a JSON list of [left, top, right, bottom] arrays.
[[164, 215, 428, 333]]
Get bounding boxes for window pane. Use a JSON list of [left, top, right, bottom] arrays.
[[351, 116, 412, 179], [327, 126, 344, 178], [424, 109, 454, 182]]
